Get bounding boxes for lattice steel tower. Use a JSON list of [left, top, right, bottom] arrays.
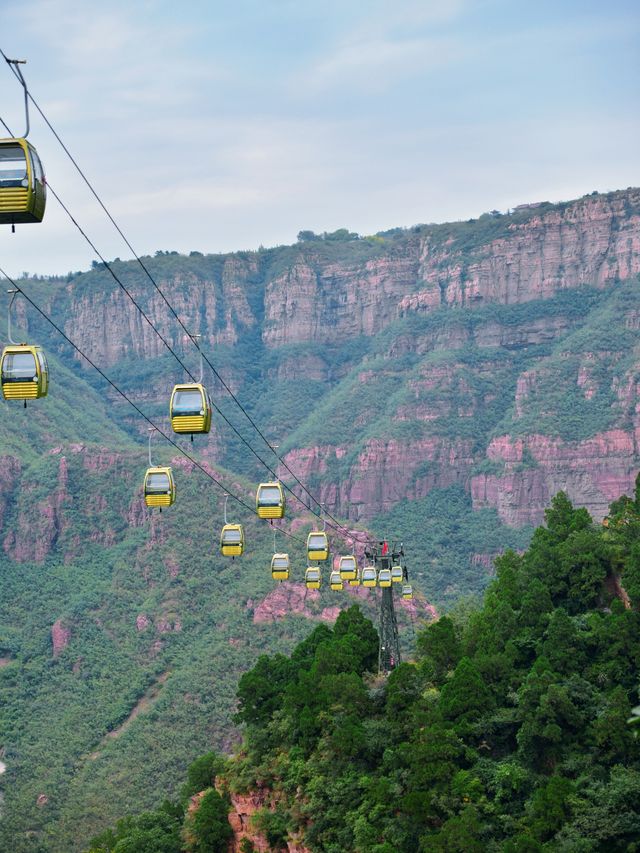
[[365, 542, 403, 673]]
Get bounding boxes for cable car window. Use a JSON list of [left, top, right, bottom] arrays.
[[341, 557, 356, 569], [30, 148, 44, 183], [273, 557, 288, 568], [2, 352, 37, 380], [172, 389, 203, 414], [0, 146, 28, 187], [307, 569, 320, 580], [308, 534, 326, 548], [223, 528, 241, 543], [146, 473, 171, 492], [36, 351, 47, 375], [258, 486, 282, 505]]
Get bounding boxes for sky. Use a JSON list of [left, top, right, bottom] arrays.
[[0, 0, 638, 276]]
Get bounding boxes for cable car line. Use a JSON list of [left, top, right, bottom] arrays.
[[0, 264, 308, 547], [0, 54, 371, 547], [0, 105, 335, 535], [0, 52, 372, 544]]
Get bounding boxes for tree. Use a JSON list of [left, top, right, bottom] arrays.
[[235, 653, 293, 727], [183, 788, 232, 853], [182, 752, 226, 800], [417, 616, 460, 684], [440, 657, 493, 724], [296, 230, 320, 242]]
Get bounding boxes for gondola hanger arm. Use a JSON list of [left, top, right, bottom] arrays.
[[7, 289, 19, 345], [148, 427, 156, 467], [5, 58, 30, 138]]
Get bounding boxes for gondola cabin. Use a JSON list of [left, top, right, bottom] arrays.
[[256, 482, 286, 519], [220, 524, 244, 557], [362, 566, 377, 588], [307, 531, 329, 562], [338, 555, 357, 581], [305, 567, 321, 589], [0, 138, 46, 225], [402, 583, 413, 600], [1, 344, 48, 400], [330, 570, 343, 591], [348, 569, 361, 587], [170, 383, 212, 435], [391, 564, 403, 583], [143, 466, 175, 508], [378, 568, 392, 588], [271, 553, 290, 581]]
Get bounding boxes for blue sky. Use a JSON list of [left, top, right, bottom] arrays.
[[0, 0, 638, 275]]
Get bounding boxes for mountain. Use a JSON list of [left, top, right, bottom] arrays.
[[1, 187, 639, 850]]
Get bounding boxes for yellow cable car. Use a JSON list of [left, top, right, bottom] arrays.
[[144, 466, 175, 508], [391, 565, 403, 583], [256, 482, 286, 519], [378, 568, 392, 588], [220, 523, 244, 557], [170, 383, 212, 436], [0, 138, 46, 225], [0, 343, 48, 401], [271, 553, 290, 581], [339, 555, 357, 581], [348, 569, 361, 587], [362, 566, 377, 587], [307, 531, 329, 562], [305, 567, 321, 589], [330, 570, 343, 591], [402, 583, 413, 600]]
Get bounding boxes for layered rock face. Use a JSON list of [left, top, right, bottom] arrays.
[[471, 431, 640, 526], [265, 189, 640, 346], [49, 189, 640, 366], [27, 188, 640, 528]]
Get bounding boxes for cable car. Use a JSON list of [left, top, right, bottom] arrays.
[[402, 583, 413, 600], [169, 383, 212, 436], [0, 343, 48, 401], [330, 570, 343, 591], [391, 565, 403, 583], [220, 523, 244, 557], [348, 569, 361, 587], [143, 466, 175, 508], [0, 138, 46, 225], [307, 531, 329, 562], [339, 555, 357, 581], [271, 553, 290, 581], [378, 568, 392, 588], [256, 482, 286, 519], [305, 567, 321, 589], [362, 566, 377, 588]]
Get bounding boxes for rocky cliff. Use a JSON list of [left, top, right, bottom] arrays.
[[21, 188, 640, 532]]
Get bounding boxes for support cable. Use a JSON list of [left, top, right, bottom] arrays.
[[0, 49, 372, 544], [0, 264, 306, 546]]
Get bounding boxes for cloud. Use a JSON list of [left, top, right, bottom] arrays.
[[303, 0, 467, 89]]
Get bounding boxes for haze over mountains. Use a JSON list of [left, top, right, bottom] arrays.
[[1, 187, 639, 850]]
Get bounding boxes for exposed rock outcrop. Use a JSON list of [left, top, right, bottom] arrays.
[[471, 430, 639, 526], [51, 619, 71, 657]]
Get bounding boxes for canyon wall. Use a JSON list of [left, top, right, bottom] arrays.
[[23, 188, 640, 527]]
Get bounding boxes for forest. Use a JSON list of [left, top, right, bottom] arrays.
[[83, 482, 640, 852]]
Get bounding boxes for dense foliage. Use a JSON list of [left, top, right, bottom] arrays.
[[88, 484, 640, 851], [225, 489, 640, 851]]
